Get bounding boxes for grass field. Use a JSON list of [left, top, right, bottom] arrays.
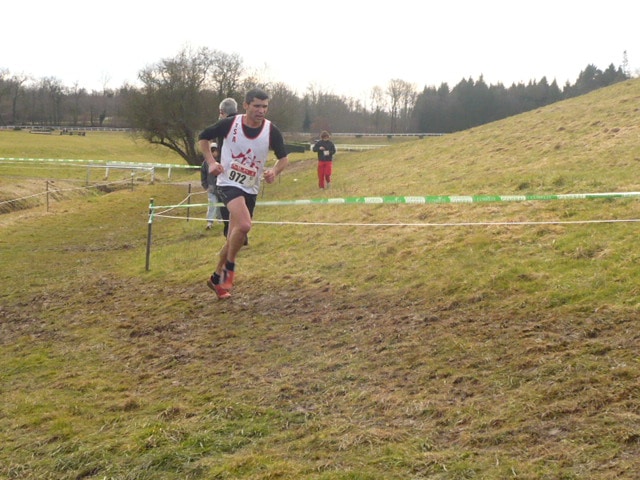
[[1, 79, 640, 479]]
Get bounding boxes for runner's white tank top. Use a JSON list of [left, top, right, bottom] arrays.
[[217, 114, 271, 195]]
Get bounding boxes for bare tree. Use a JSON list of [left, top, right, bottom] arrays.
[[384, 79, 417, 133], [369, 86, 386, 133], [399, 81, 417, 132], [622, 50, 630, 78], [386, 79, 405, 132], [209, 51, 244, 98], [69, 82, 86, 125], [124, 46, 236, 165], [0, 69, 10, 125], [266, 82, 304, 132], [31, 77, 64, 125]]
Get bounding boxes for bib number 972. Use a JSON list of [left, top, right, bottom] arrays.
[[229, 170, 247, 184]]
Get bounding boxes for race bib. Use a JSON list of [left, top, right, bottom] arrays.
[[229, 161, 258, 187]]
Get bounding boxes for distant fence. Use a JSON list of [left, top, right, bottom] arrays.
[[0, 157, 198, 181], [334, 133, 445, 138], [286, 142, 387, 152], [284, 132, 444, 138], [335, 144, 387, 151], [0, 125, 131, 132], [0, 176, 143, 215], [2, 127, 445, 137]]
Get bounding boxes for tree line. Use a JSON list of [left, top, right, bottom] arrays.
[[0, 47, 630, 165]]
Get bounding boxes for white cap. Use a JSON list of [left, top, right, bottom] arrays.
[[210, 142, 218, 149]]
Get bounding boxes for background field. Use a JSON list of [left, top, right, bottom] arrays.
[[1, 79, 640, 479]]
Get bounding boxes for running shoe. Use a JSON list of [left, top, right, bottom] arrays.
[[207, 276, 231, 299], [219, 268, 235, 290]]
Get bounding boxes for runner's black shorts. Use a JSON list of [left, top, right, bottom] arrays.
[[216, 186, 257, 218]]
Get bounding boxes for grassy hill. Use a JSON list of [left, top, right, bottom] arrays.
[[1, 79, 640, 479]]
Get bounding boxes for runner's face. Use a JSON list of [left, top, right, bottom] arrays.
[[244, 98, 269, 125]]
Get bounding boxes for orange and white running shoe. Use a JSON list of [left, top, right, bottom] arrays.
[[207, 276, 231, 299], [219, 268, 235, 291]]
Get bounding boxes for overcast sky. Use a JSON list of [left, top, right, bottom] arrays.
[[3, 0, 636, 102]]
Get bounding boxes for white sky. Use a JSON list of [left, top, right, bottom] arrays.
[[2, 0, 636, 103]]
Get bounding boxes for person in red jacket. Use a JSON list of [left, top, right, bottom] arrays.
[[312, 130, 337, 189]]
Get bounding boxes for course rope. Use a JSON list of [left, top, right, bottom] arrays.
[[0, 175, 150, 207], [151, 214, 640, 228], [0, 157, 197, 169], [145, 191, 640, 270], [150, 191, 640, 211], [256, 192, 640, 205], [147, 191, 640, 228]]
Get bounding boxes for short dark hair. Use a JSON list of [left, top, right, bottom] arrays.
[[245, 88, 269, 104]]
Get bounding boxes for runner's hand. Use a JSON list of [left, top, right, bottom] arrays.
[[264, 168, 276, 184], [208, 162, 223, 175]]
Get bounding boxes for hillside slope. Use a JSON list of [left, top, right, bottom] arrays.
[[1, 79, 640, 479]]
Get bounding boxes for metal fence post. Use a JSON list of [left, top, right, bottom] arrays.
[[145, 198, 154, 271]]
